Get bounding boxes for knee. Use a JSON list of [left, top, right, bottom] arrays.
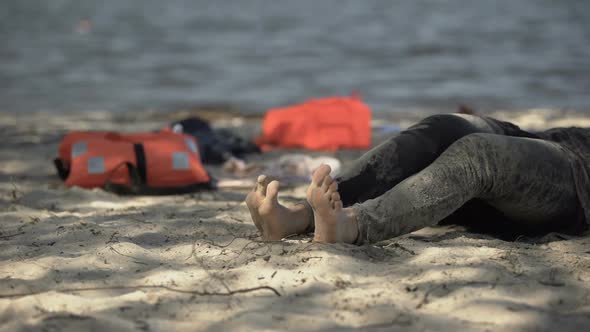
[[443, 133, 505, 189], [447, 134, 504, 164], [452, 133, 499, 151]]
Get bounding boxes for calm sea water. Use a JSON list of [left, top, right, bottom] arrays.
[[1, 0, 589, 114]]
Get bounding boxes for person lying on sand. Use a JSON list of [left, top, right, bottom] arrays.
[[246, 113, 590, 244]]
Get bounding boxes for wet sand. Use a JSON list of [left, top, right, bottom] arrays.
[[1, 109, 589, 331]]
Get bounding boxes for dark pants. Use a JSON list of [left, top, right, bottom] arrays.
[[334, 114, 583, 243]]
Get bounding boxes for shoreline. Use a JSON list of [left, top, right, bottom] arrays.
[[4, 105, 590, 128]]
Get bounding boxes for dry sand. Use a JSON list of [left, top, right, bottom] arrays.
[[1, 109, 589, 332]]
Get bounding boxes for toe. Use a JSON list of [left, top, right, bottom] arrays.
[[265, 180, 280, 203], [330, 192, 340, 209], [311, 164, 331, 187], [256, 175, 269, 195], [321, 175, 334, 192], [245, 192, 263, 232], [328, 181, 338, 194], [331, 192, 340, 202]]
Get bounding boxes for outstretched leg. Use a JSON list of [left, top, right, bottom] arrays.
[[330, 134, 583, 244]]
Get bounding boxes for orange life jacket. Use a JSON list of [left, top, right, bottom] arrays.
[[256, 94, 371, 151], [55, 131, 212, 194]]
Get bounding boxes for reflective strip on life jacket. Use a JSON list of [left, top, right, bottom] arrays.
[[64, 139, 136, 188], [139, 135, 210, 188], [58, 131, 116, 169]]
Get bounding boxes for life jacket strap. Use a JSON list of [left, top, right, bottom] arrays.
[[53, 158, 70, 180], [133, 143, 147, 184]]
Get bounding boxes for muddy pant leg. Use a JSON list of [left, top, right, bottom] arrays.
[[335, 114, 524, 206], [354, 134, 581, 244]]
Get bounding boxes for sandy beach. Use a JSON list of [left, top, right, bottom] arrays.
[[1, 109, 589, 331]]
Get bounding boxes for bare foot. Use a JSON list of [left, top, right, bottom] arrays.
[[245, 175, 312, 241], [306, 165, 358, 243]]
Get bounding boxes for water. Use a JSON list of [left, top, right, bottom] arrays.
[[1, 0, 589, 115]]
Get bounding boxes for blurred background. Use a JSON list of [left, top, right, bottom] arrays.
[[1, 0, 589, 115]]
